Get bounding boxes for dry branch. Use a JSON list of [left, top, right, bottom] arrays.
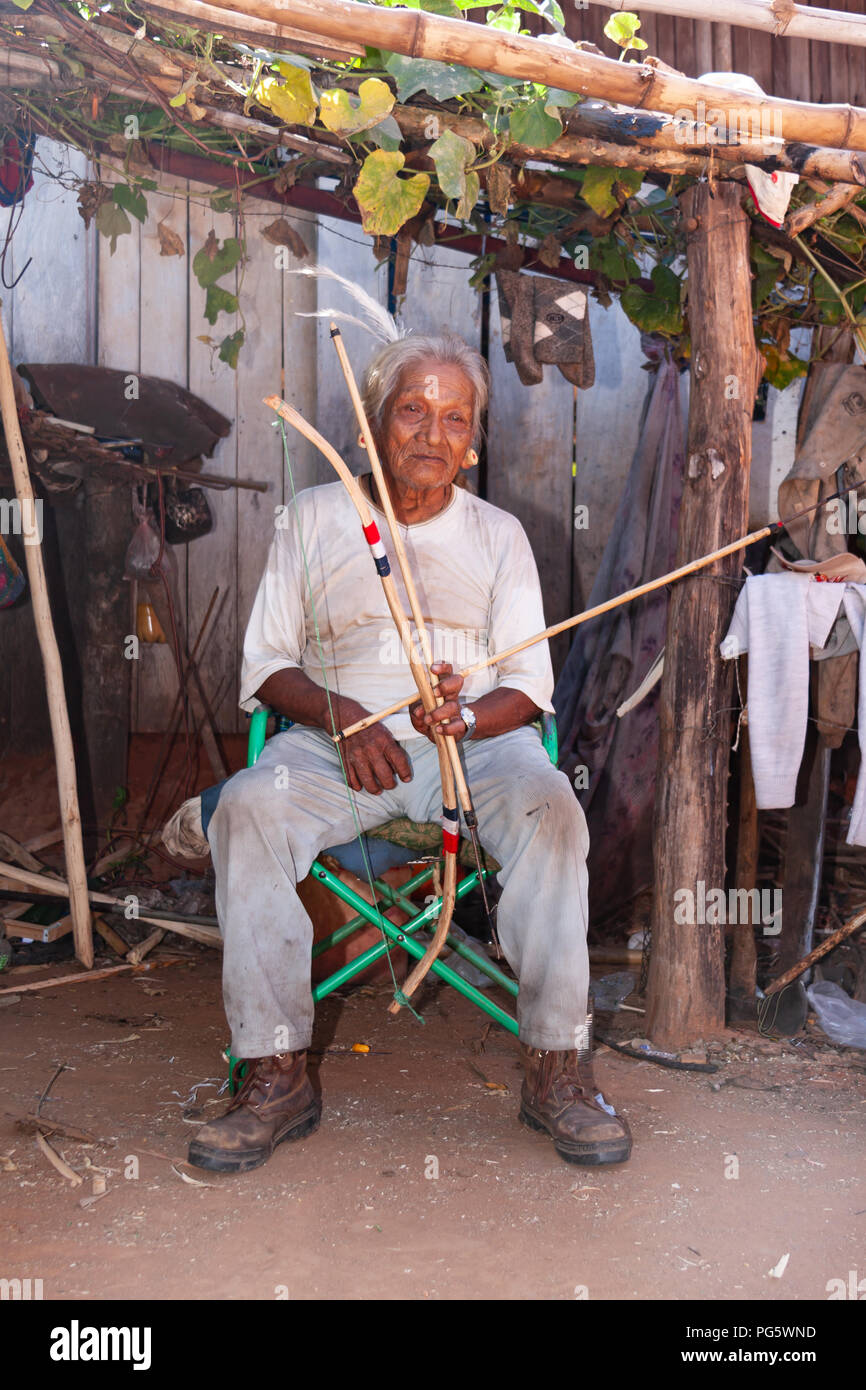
[[0, 859, 221, 949], [0, 314, 93, 968]]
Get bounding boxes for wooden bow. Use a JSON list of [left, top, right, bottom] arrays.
[[263, 392, 460, 1013]]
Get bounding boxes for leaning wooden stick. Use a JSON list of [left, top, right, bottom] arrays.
[[0, 310, 93, 968], [334, 482, 863, 744], [764, 905, 866, 997]]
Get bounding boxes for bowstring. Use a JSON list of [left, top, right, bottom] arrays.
[[277, 420, 423, 1022]]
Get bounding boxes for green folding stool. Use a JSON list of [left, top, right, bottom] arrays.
[[227, 708, 558, 1092]]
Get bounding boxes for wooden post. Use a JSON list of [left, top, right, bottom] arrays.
[[646, 181, 758, 1047], [0, 311, 93, 967]]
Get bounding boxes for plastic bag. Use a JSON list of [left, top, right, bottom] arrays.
[[806, 979, 866, 1049], [124, 485, 162, 580]]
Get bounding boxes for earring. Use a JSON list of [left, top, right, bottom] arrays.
[[466, 448, 478, 466], [357, 432, 367, 449]]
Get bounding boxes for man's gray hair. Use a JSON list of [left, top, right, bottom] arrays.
[[362, 334, 489, 445]]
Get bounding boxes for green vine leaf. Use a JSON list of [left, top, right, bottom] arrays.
[[384, 53, 485, 103], [604, 12, 648, 53], [545, 87, 581, 112], [95, 200, 131, 254], [363, 116, 403, 151], [320, 78, 394, 136], [429, 128, 479, 218], [112, 184, 147, 224], [509, 98, 562, 149], [219, 330, 245, 369], [353, 151, 430, 236], [204, 284, 239, 324], [620, 264, 683, 336], [580, 166, 643, 218], [11, 0, 36, 9], [750, 241, 785, 309], [193, 232, 243, 289], [257, 67, 317, 125]]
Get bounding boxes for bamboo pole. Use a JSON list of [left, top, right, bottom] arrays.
[[0, 311, 93, 968], [587, 0, 866, 48], [195, 0, 866, 151], [6, 39, 866, 187]]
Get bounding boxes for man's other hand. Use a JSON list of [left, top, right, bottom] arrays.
[[341, 716, 413, 796]]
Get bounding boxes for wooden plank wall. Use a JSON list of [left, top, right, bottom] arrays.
[[567, 1, 866, 103]]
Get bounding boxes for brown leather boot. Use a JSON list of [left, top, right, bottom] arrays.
[[519, 1032, 631, 1166], [187, 1051, 320, 1173]]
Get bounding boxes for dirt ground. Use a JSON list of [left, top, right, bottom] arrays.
[[1, 738, 865, 1301], [2, 954, 865, 1302]]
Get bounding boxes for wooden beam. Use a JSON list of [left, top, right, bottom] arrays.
[[586, 0, 866, 49], [0, 316, 93, 968], [193, 0, 866, 150], [646, 180, 758, 1047]]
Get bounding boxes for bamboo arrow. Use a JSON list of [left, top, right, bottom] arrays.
[[334, 480, 866, 744]]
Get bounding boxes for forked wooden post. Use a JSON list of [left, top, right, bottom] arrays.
[[0, 310, 93, 967], [646, 182, 758, 1047]]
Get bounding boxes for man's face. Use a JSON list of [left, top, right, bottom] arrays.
[[379, 358, 475, 492]]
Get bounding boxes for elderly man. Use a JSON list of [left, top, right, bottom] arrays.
[[188, 334, 631, 1174]]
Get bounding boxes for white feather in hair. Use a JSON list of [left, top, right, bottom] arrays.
[[289, 265, 406, 343]]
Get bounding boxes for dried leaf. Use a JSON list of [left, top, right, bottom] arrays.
[[274, 164, 299, 195], [157, 221, 185, 257], [186, 98, 207, 123], [539, 233, 562, 268], [0, 1153, 18, 1172], [487, 162, 511, 217], [261, 218, 309, 260]]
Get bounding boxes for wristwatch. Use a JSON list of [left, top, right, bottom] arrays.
[[460, 702, 477, 740]]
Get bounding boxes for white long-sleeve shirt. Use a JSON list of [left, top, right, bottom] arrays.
[[240, 481, 554, 741]]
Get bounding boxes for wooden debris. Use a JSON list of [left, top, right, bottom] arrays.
[[36, 1131, 83, 1187], [0, 955, 186, 995]]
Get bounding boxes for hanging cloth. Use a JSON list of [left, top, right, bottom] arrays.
[[0, 131, 35, 209], [0, 532, 25, 608]]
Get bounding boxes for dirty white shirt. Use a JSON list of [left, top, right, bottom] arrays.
[[240, 481, 554, 740]]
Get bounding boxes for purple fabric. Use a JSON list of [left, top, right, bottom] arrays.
[[554, 346, 684, 919]]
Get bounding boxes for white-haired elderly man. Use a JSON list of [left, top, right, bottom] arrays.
[[188, 334, 631, 1173]]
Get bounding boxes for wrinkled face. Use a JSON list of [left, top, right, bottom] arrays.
[[378, 357, 476, 492]]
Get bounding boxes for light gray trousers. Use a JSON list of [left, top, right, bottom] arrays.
[[206, 724, 591, 1056]]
